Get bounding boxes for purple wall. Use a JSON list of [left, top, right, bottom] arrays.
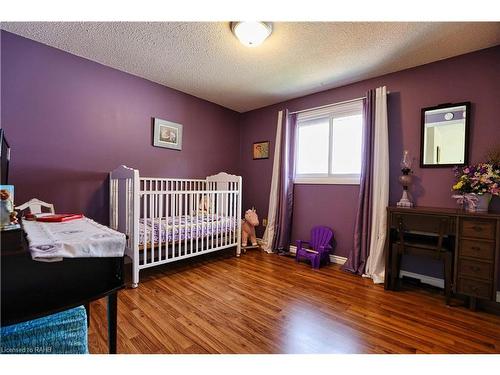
[[2, 30, 499, 284], [1, 31, 240, 224], [239, 45, 500, 279]]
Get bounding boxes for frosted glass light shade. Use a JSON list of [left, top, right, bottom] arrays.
[[400, 150, 412, 170], [231, 22, 272, 47]]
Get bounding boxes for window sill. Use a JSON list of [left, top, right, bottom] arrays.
[[294, 177, 360, 185]]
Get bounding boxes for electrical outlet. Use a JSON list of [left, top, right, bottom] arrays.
[[262, 218, 268, 227]]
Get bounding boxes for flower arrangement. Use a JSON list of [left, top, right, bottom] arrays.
[[452, 163, 500, 196]]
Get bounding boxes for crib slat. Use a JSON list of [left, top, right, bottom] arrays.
[[216, 191, 220, 248], [205, 192, 212, 254], [165, 182, 168, 260], [228, 189, 232, 245], [221, 190, 225, 247], [143, 193, 147, 266], [206, 192, 209, 252], [224, 191, 228, 247], [200, 193, 204, 254], [214, 191, 217, 248], [166, 191, 171, 260], [147, 187, 151, 264], [195, 192, 199, 254], [171, 191, 175, 259], [158, 185, 163, 262], [233, 189, 237, 245], [234, 186, 237, 245], [172, 181, 179, 223], [228, 187, 232, 245], [153, 183, 157, 262], [176, 191, 180, 258], [189, 192, 193, 255], [233, 186, 237, 245], [211, 191, 215, 250], [205, 191, 209, 252], [221, 191, 225, 247], [227, 189, 230, 247], [233, 190, 237, 245], [184, 192, 188, 255], [175, 189, 178, 258], [151, 182, 155, 263], [129, 179, 132, 248]]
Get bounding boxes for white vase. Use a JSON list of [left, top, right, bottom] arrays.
[[466, 193, 492, 212]]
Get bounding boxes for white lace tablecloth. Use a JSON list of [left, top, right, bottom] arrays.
[[23, 217, 126, 262]]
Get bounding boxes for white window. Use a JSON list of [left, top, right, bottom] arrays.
[[294, 99, 363, 184]]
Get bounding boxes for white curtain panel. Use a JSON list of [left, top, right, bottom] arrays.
[[364, 86, 389, 283], [261, 110, 283, 253]]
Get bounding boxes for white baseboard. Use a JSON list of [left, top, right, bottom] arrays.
[[288, 245, 347, 265], [330, 254, 348, 265], [399, 270, 444, 289]]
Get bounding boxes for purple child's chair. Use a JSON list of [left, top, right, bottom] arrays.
[[296, 226, 334, 269]]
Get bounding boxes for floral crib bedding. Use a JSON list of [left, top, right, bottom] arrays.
[[139, 214, 238, 248]]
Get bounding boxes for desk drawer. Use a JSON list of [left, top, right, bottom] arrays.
[[457, 259, 493, 281], [391, 213, 455, 233], [459, 239, 495, 260], [457, 278, 492, 299], [460, 219, 496, 240]]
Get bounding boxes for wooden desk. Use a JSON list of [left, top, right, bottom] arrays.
[[385, 206, 500, 309], [1, 227, 124, 353]]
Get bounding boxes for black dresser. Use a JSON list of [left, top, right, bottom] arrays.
[[1, 226, 124, 353]]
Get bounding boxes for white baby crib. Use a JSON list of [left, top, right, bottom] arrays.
[[109, 165, 242, 287]]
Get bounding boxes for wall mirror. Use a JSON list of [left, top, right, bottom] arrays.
[[420, 102, 470, 168]]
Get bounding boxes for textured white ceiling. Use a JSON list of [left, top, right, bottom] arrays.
[[2, 22, 499, 112]]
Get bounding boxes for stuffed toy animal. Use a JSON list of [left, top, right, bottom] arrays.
[[197, 195, 213, 214], [241, 207, 259, 247]]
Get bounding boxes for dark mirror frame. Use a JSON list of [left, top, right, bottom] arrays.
[[420, 101, 471, 169]]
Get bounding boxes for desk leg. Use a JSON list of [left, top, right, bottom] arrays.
[[384, 236, 391, 290], [444, 252, 452, 306], [107, 292, 118, 354], [391, 247, 401, 291], [84, 303, 91, 327], [469, 296, 477, 312]]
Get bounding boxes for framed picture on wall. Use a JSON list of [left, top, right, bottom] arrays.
[[153, 118, 183, 151], [253, 141, 269, 160]]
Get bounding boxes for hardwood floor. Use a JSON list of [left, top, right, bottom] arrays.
[[88, 250, 500, 354]]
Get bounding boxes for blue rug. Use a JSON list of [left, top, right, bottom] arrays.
[[1, 306, 88, 354]]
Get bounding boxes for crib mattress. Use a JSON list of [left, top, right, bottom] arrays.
[[139, 214, 237, 248]]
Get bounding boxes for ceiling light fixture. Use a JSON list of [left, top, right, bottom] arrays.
[[231, 22, 273, 47]]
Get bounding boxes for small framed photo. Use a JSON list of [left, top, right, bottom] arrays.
[[253, 141, 269, 160], [153, 118, 183, 151]]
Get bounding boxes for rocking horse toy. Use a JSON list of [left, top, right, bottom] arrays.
[[241, 207, 259, 250]]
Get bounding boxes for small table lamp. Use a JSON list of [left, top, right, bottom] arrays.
[[397, 150, 414, 208]]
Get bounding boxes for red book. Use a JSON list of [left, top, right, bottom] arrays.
[[35, 214, 84, 222]]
